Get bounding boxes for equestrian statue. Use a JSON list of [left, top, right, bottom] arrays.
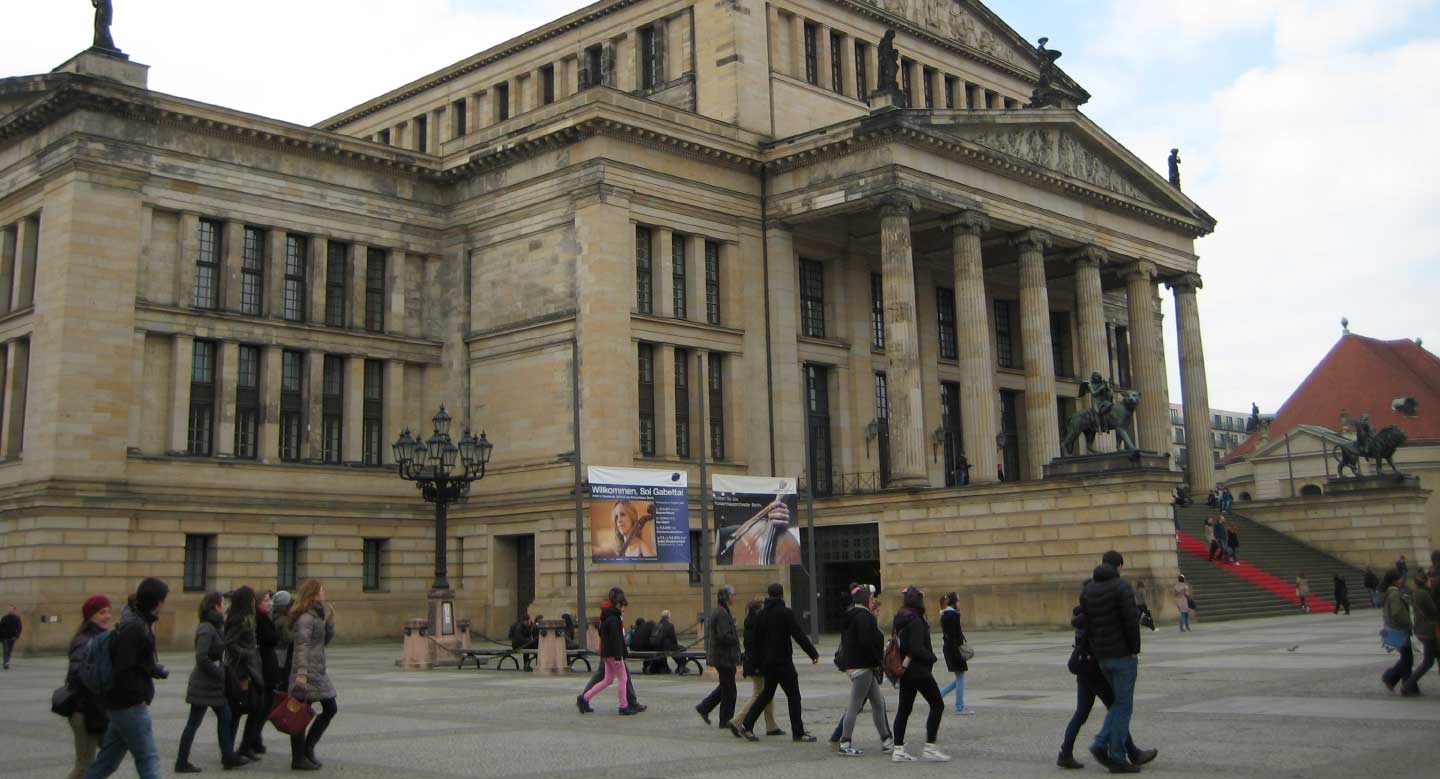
[[1062, 372, 1141, 455], [1334, 412, 1409, 478]]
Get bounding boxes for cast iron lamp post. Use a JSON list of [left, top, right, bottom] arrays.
[[392, 406, 493, 594]]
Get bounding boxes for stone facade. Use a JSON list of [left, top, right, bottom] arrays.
[[0, 0, 1217, 652]]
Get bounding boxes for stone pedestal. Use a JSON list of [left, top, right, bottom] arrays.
[[534, 619, 569, 674], [870, 88, 908, 111], [400, 619, 431, 670], [1044, 450, 1171, 480], [1325, 474, 1422, 494], [586, 617, 601, 652], [53, 48, 148, 89]]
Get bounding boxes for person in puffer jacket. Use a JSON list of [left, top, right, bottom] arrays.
[[1079, 551, 1144, 773]]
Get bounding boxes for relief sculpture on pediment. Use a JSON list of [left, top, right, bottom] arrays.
[[1055, 134, 1149, 202], [863, 0, 1015, 62], [970, 127, 1052, 167], [957, 128, 1152, 203]]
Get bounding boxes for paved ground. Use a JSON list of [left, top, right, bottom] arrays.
[[3, 612, 1437, 779]]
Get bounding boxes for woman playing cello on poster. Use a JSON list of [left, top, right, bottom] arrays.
[[720, 497, 801, 566]]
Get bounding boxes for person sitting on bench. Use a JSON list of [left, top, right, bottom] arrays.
[[648, 611, 680, 674]]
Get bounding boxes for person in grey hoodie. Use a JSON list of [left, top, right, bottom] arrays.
[[175, 592, 243, 772]]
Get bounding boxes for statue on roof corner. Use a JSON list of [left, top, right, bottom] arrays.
[[877, 30, 901, 91], [92, 0, 118, 52], [1168, 148, 1182, 190], [1027, 37, 1065, 108]]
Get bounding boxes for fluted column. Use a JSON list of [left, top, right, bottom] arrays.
[[1071, 246, 1113, 452], [1124, 260, 1170, 454], [1014, 230, 1059, 478], [1168, 274, 1216, 492], [946, 210, 999, 484], [878, 196, 927, 487]]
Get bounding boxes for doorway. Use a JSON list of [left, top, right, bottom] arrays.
[[811, 524, 881, 633]]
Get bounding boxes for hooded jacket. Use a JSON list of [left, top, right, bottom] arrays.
[[753, 596, 818, 672], [1080, 564, 1141, 660], [837, 605, 884, 670], [893, 608, 937, 680], [598, 604, 627, 659], [105, 604, 160, 710]]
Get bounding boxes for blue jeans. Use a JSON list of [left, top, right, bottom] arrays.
[[85, 704, 160, 779], [1178, 611, 1190, 631], [938, 671, 966, 711], [1092, 655, 1138, 765]]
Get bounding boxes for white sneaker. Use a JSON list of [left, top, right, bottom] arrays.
[[922, 743, 951, 762], [891, 746, 917, 762], [837, 742, 864, 757], [881, 737, 895, 753], [955, 707, 976, 715]]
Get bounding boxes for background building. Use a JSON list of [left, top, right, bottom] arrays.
[[1170, 402, 1249, 474]]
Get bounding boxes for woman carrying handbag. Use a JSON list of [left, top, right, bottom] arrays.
[[287, 580, 338, 771]]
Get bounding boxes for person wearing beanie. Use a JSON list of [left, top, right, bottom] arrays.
[[86, 577, 170, 779], [65, 596, 113, 779], [1079, 552, 1146, 773]]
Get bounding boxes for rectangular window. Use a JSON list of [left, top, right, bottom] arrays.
[[1170, 408, 1182, 425], [635, 226, 653, 314], [322, 355, 343, 464], [803, 22, 819, 84], [708, 353, 724, 460], [638, 343, 656, 456], [671, 233, 687, 320], [1212, 413, 1223, 429], [940, 381, 962, 486], [640, 25, 663, 89], [363, 539, 385, 592], [799, 259, 826, 338], [1051, 311, 1072, 377], [1115, 325, 1132, 387], [496, 82, 511, 121], [362, 359, 383, 466], [901, 58, 913, 102], [188, 340, 216, 455], [944, 76, 956, 109], [365, 247, 386, 332], [194, 219, 221, 309], [541, 64, 555, 105], [675, 348, 690, 458], [923, 67, 936, 108], [937, 287, 957, 360], [277, 537, 302, 591], [414, 114, 428, 153], [871, 273, 885, 350], [452, 99, 467, 137], [325, 241, 347, 327], [283, 234, 308, 322], [874, 371, 890, 421], [377, 128, 391, 145], [855, 41, 868, 100], [704, 240, 721, 325], [830, 31, 844, 93], [183, 534, 211, 592], [995, 300, 1016, 369], [240, 227, 264, 316], [280, 350, 303, 462], [806, 364, 832, 497], [583, 44, 605, 88], [235, 345, 260, 460]]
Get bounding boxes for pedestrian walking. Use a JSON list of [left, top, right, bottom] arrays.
[[0, 604, 21, 669], [577, 587, 636, 715], [85, 577, 171, 779], [1400, 570, 1437, 696], [271, 591, 294, 687], [1134, 582, 1156, 631], [1364, 568, 1380, 608], [63, 595, 113, 779], [695, 585, 740, 730], [1058, 583, 1157, 770], [1379, 570, 1413, 693], [287, 579, 338, 770], [834, 585, 891, 756], [223, 587, 266, 762], [731, 583, 819, 743], [1173, 575, 1193, 632], [1220, 488, 1234, 513], [889, 586, 950, 763], [175, 592, 243, 772], [253, 592, 279, 755], [733, 598, 780, 737], [1296, 573, 1311, 613], [1226, 527, 1240, 564], [1333, 574, 1351, 616], [1209, 517, 1227, 562], [1080, 551, 1145, 774], [937, 591, 974, 713]]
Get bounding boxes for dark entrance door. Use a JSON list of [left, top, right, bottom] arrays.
[[515, 534, 535, 621], [814, 524, 881, 633], [941, 381, 964, 486], [805, 364, 832, 497]]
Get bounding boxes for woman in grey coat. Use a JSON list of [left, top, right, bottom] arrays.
[[287, 580, 337, 771], [175, 592, 243, 772]]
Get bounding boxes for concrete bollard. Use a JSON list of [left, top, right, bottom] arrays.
[[535, 619, 568, 674], [401, 618, 432, 670]]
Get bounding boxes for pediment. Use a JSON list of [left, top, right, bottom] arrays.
[[856, 0, 1022, 66]]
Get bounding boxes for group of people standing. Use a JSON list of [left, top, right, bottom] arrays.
[[55, 578, 339, 779], [1203, 515, 1240, 565]]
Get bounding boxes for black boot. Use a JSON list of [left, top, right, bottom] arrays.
[[290, 734, 319, 771], [1057, 751, 1084, 769]]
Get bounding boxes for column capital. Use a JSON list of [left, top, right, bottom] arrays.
[[1165, 272, 1203, 294], [877, 193, 916, 219], [943, 209, 990, 236], [1122, 259, 1158, 282], [1067, 245, 1109, 269], [1009, 229, 1053, 253]]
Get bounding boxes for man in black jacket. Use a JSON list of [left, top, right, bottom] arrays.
[[1080, 551, 1143, 774], [732, 583, 819, 742], [0, 605, 20, 670], [696, 585, 741, 728], [86, 577, 170, 779]]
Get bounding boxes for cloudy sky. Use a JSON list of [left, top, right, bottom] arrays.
[[5, 1, 1438, 415]]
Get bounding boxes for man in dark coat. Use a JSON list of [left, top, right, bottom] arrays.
[[86, 577, 170, 779], [1079, 551, 1143, 773], [0, 605, 20, 670], [732, 583, 819, 742], [696, 586, 741, 728], [1333, 575, 1351, 616]]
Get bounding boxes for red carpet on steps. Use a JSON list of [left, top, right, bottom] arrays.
[[1175, 532, 1336, 613]]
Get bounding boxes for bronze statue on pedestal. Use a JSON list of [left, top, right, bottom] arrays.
[[92, 0, 118, 52]]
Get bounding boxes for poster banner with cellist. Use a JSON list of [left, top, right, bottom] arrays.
[[587, 466, 690, 564], [712, 475, 801, 566]]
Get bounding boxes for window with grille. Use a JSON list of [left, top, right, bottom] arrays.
[[322, 355, 343, 464], [280, 350, 303, 462], [708, 353, 725, 460], [278, 537, 303, 590], [638, 343, 656, 456], [871, 273, 885, 350], [283, 235, 307, 322], [188, 340, 216, 455], [874, 372, 890, 421], [235, 345, 260, 459], [803, 22, 819, 84], [704, 240, 721, 325], [675, 348, 690, 458], [995, 300, 1016, 369], [194, 219, 221, 309], [672, 233, 687, 320], [800, 259, 826, 338], [855, 41, 868, 100], [363, 539, 385, 592], [941, 381, 962, 486], [363, 359, 383, 466], [937, 287, 957, 360], [184, 534, 212, 592], [635, 226, 653, 314], [640, 25, 663, 89], [365, 248, 385, 332], [240, 227, 264, 315], [325, 242, 347, 327], [830, 31, 844, 93]]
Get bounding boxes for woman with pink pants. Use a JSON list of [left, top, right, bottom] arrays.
[[577, 588, 637, 715]]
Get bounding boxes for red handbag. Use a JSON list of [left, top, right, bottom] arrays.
[[268, 691, 315, 736]]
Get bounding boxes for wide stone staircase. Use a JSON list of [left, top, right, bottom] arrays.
[[1172, 506, 1375, 622]]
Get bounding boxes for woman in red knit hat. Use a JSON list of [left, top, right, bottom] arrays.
[[65, 594, 114, 779]]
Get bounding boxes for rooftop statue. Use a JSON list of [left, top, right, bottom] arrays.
[[92, 0, 118, 52], [877, 30, 901, 91], [1168, 148, 1182, 190], [1028, 37, 1065, 108]]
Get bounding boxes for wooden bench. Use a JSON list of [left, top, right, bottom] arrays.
[[624, 650, 706, 675], [455, 647, 593, 672]]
